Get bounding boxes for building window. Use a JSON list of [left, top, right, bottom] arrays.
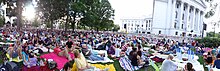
[[174, 22, 177, 28], [131, 28, 133, 30], [182, 14, 184, 20], [132, 24, 133, 26], [175, 11, 178, 18], [181, 24, 184, 29], [159, 31, 161, 34], [135, 28, 136, 30], [184, 6, 186, 11], [176, 3, 179, 8], [146, 20, 148, 23], [142, 25, 143, 27], [175, 32, 178, 35], [149, 20, 151, 23], [189, 16, 190, 21], [148, 28, 150, 30], [124, 24, 127, 29], [146, 23, 148, 28]]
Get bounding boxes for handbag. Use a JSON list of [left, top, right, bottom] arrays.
[[48, 61, 57, 70]]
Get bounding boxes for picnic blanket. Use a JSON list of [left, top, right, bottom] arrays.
[[87, 50, 114, 63], [40, 52, 75, 70], [71, 63, 116, 71], [119, 56, 142, 71], [6, 54, 22, 62]]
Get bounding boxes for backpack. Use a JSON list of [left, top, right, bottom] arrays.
[[0, 62, 19, 71]]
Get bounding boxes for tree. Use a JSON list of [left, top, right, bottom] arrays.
[[37, 0, 69, 30], [112, 24, 120, 32], [32, 18, 40, 27], [0, 15, 4, 27], [80, 0, 114, 31], [69, 0, 87, 31]]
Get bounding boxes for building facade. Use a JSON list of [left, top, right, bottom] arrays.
[[152, 0, 206, 37], [120, 18, 152, 34]]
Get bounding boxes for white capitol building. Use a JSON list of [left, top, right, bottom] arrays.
[[120, 0, 207, 37], [152, 0, 207, 37]]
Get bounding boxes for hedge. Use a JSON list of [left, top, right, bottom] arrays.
[[195, 37, 220, 47]]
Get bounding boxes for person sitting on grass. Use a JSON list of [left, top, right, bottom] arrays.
[[213, 54, 220, 69], [7, 42, 22, 61], [107, 43, 116, 58], [74, 49, 109, 71], [161, 54, 177, 71], [204, 52, 213, 65], [183, 63, 195, 71], [81, 44, 104, 61], [57, 39, 75, 61], [62, 62, 73, 71], [22, 45, 37, 68], [129, 48, 145, 66]]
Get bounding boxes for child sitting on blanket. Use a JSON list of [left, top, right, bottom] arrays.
[[74, 50, 109, 71]]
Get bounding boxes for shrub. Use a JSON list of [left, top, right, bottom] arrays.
[[195, 37, 220, 47]]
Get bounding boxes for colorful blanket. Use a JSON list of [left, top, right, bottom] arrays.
[[40, 52, 75, 70], [6, 54, 22, 62], [119, 57, 142, 71], [71, 63, 116, 71]]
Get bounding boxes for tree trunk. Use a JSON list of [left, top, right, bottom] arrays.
[[96, 27, 98, 32], [50, 19, 53, 31], [65, 15, 69, 33], [71, 13, 76, 32], [17, 0, 22, 31]]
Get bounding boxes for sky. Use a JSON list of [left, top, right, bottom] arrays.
[[108, 0, 154, 24]]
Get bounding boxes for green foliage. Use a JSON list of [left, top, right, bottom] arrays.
[[80, 0, 115, 31], [0, 15, 5, 27], [195, 37, 220, 47], [206, 32, 220, 38], [37, 0, 69, 29], [112, 24, 120, 32], [32, 18, 40, 27]]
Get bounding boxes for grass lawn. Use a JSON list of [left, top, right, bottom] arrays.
[[0, 51, 3, 64]]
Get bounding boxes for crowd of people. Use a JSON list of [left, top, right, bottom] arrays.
[[1, 28, 220, 71]]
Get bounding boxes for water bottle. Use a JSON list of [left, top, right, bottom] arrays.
[[191, 51, 194, 60], [176, 48, 182, 60], [187, 50, 191, 60]]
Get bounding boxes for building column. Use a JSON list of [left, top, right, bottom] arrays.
[[191, 6, 195, 31], [185, 4, 190, 32], [166, 0, 172, 35], [200, 12, 204, 33], [194, 9, 198, 31], [197, 10, 201, 32], [178, 1, 184, 29], [171, 0, 176, 29]]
